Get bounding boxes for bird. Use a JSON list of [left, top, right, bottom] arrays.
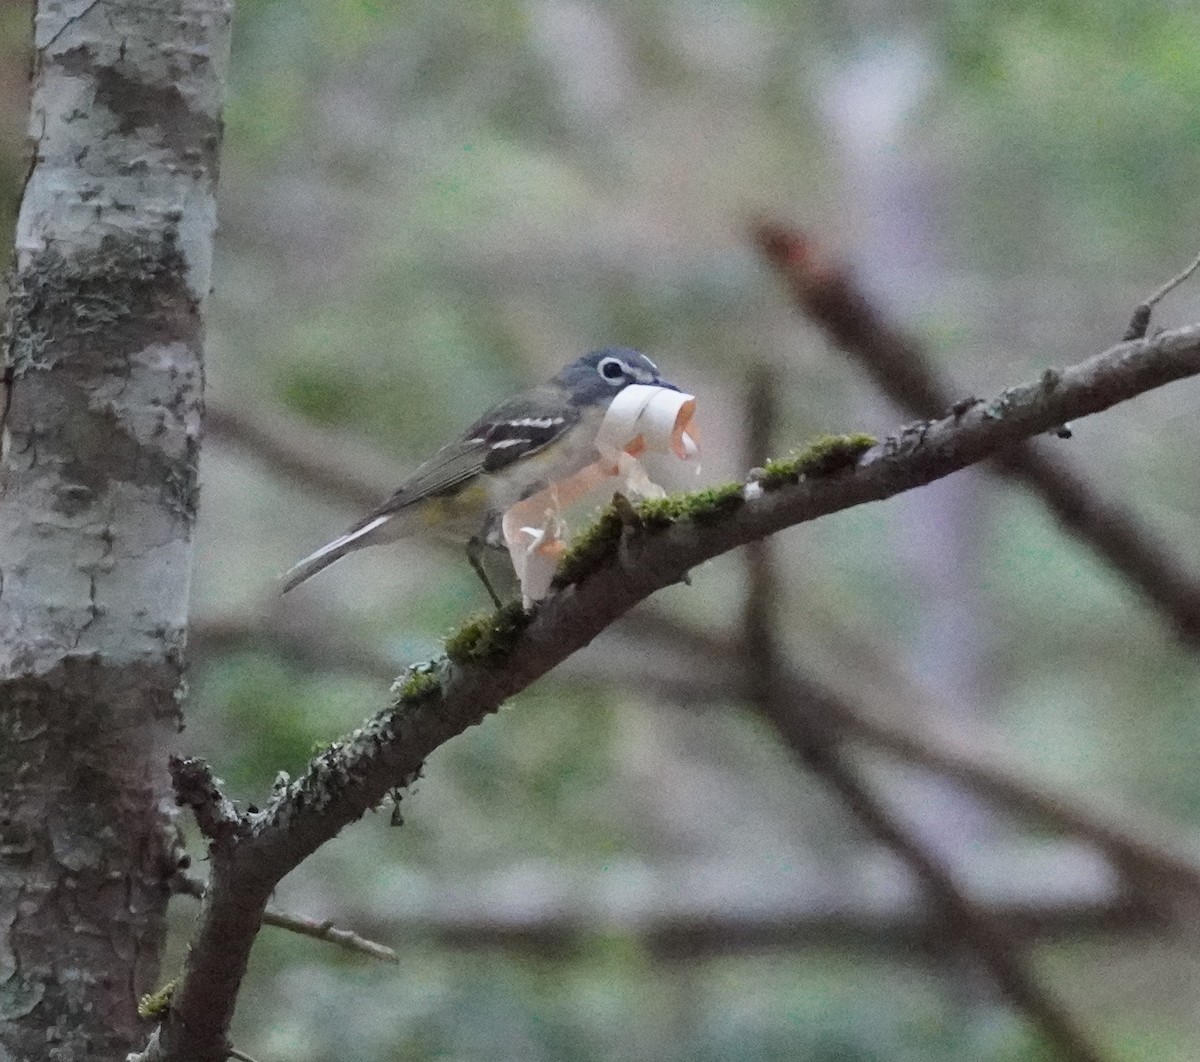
[[280, 347, 680, 603]]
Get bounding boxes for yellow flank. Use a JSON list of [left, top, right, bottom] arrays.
[[414, 423, 599, 542], [419, 485, 490, 531], [522, 443, 567, 469]]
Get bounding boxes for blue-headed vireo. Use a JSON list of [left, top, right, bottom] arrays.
[[281, 347, 680, 603]]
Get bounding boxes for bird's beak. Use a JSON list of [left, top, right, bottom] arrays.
[[656, 379, 682, 392]]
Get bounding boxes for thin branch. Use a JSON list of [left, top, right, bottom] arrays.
[[737, 368, 1105, 1062], [169, 755, 244, 845], [755, 222, 1200, 647], [172, 872, 398, 963], [143, 325, 1200, 1062], [1124, 246, 1200, 340], [1142, 248, 1200, 309], [258, 908, 399, 964]]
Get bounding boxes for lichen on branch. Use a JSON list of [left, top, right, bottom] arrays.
[[142, 320, 1200, 1062]]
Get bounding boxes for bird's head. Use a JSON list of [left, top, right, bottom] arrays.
[[554, 347, 679, 407]]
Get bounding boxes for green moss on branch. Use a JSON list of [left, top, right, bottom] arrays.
[[554, 483, 743, 587], [444, 602, 531, 665], [552, 434, 874, 590], [754, 433, 876, 490], [552, 505, 626, 587], [637, 481, 745, 528], [394, 665, 443, 702], [138, 979, 177, 1020]]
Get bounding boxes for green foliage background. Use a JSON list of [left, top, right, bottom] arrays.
[[5, 1, 1200, 1058]]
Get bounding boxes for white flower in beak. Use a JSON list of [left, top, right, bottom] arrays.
[[502, 383, 700, 606], [594, 384, 700, 470]]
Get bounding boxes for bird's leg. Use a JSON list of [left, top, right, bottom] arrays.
[[467, 536, 503, 609]]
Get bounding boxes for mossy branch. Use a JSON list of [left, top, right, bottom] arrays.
[[756, 222, 1200, 648], [551, 434, 874, 590], [145, 322, 1200, 1062]]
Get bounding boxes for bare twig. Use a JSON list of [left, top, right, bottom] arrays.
[[737, 370, 1106, 1062], [1124, 246, 1200, 340], [259, 909, 398, 964], [755, 222, 1200, 647], [141, 326, 1200, 1062], [173, 872, 398, 963]]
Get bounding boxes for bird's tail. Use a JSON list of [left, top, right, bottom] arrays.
[[280, 514, 392, 593]]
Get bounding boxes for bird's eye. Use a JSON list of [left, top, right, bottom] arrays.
[[598, 357, 626, 383]]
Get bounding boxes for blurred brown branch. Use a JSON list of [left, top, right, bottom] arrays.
[[154, 327, 1200, 1062], [619, 611, 1200, 898], [354, 875, 1145, 959], [737, 368, 1106, 1062], [204, 403, 393, 511], [790, 746, 1106, 1062], [755, 222, 1200, 648]]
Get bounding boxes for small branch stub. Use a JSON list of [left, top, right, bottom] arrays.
[[168, 755, 243, 842], [1124, 246, 1200, 340]]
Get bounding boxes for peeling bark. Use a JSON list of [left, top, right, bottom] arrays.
[[0, 2, 232, 1059]]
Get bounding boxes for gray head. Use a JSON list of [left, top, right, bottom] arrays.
[[553, 347, 678, 406]]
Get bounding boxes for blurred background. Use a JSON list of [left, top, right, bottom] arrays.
[[5, 0, 1200, 1058]]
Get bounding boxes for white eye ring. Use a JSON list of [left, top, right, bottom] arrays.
[[597, 357, 627, 384]]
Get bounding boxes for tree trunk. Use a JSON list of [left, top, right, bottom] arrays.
[[0, 2, 232, 1059]]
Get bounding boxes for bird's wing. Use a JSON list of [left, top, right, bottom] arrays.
[[350, 386, 581, 527], [281, 386, 583, 593]]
